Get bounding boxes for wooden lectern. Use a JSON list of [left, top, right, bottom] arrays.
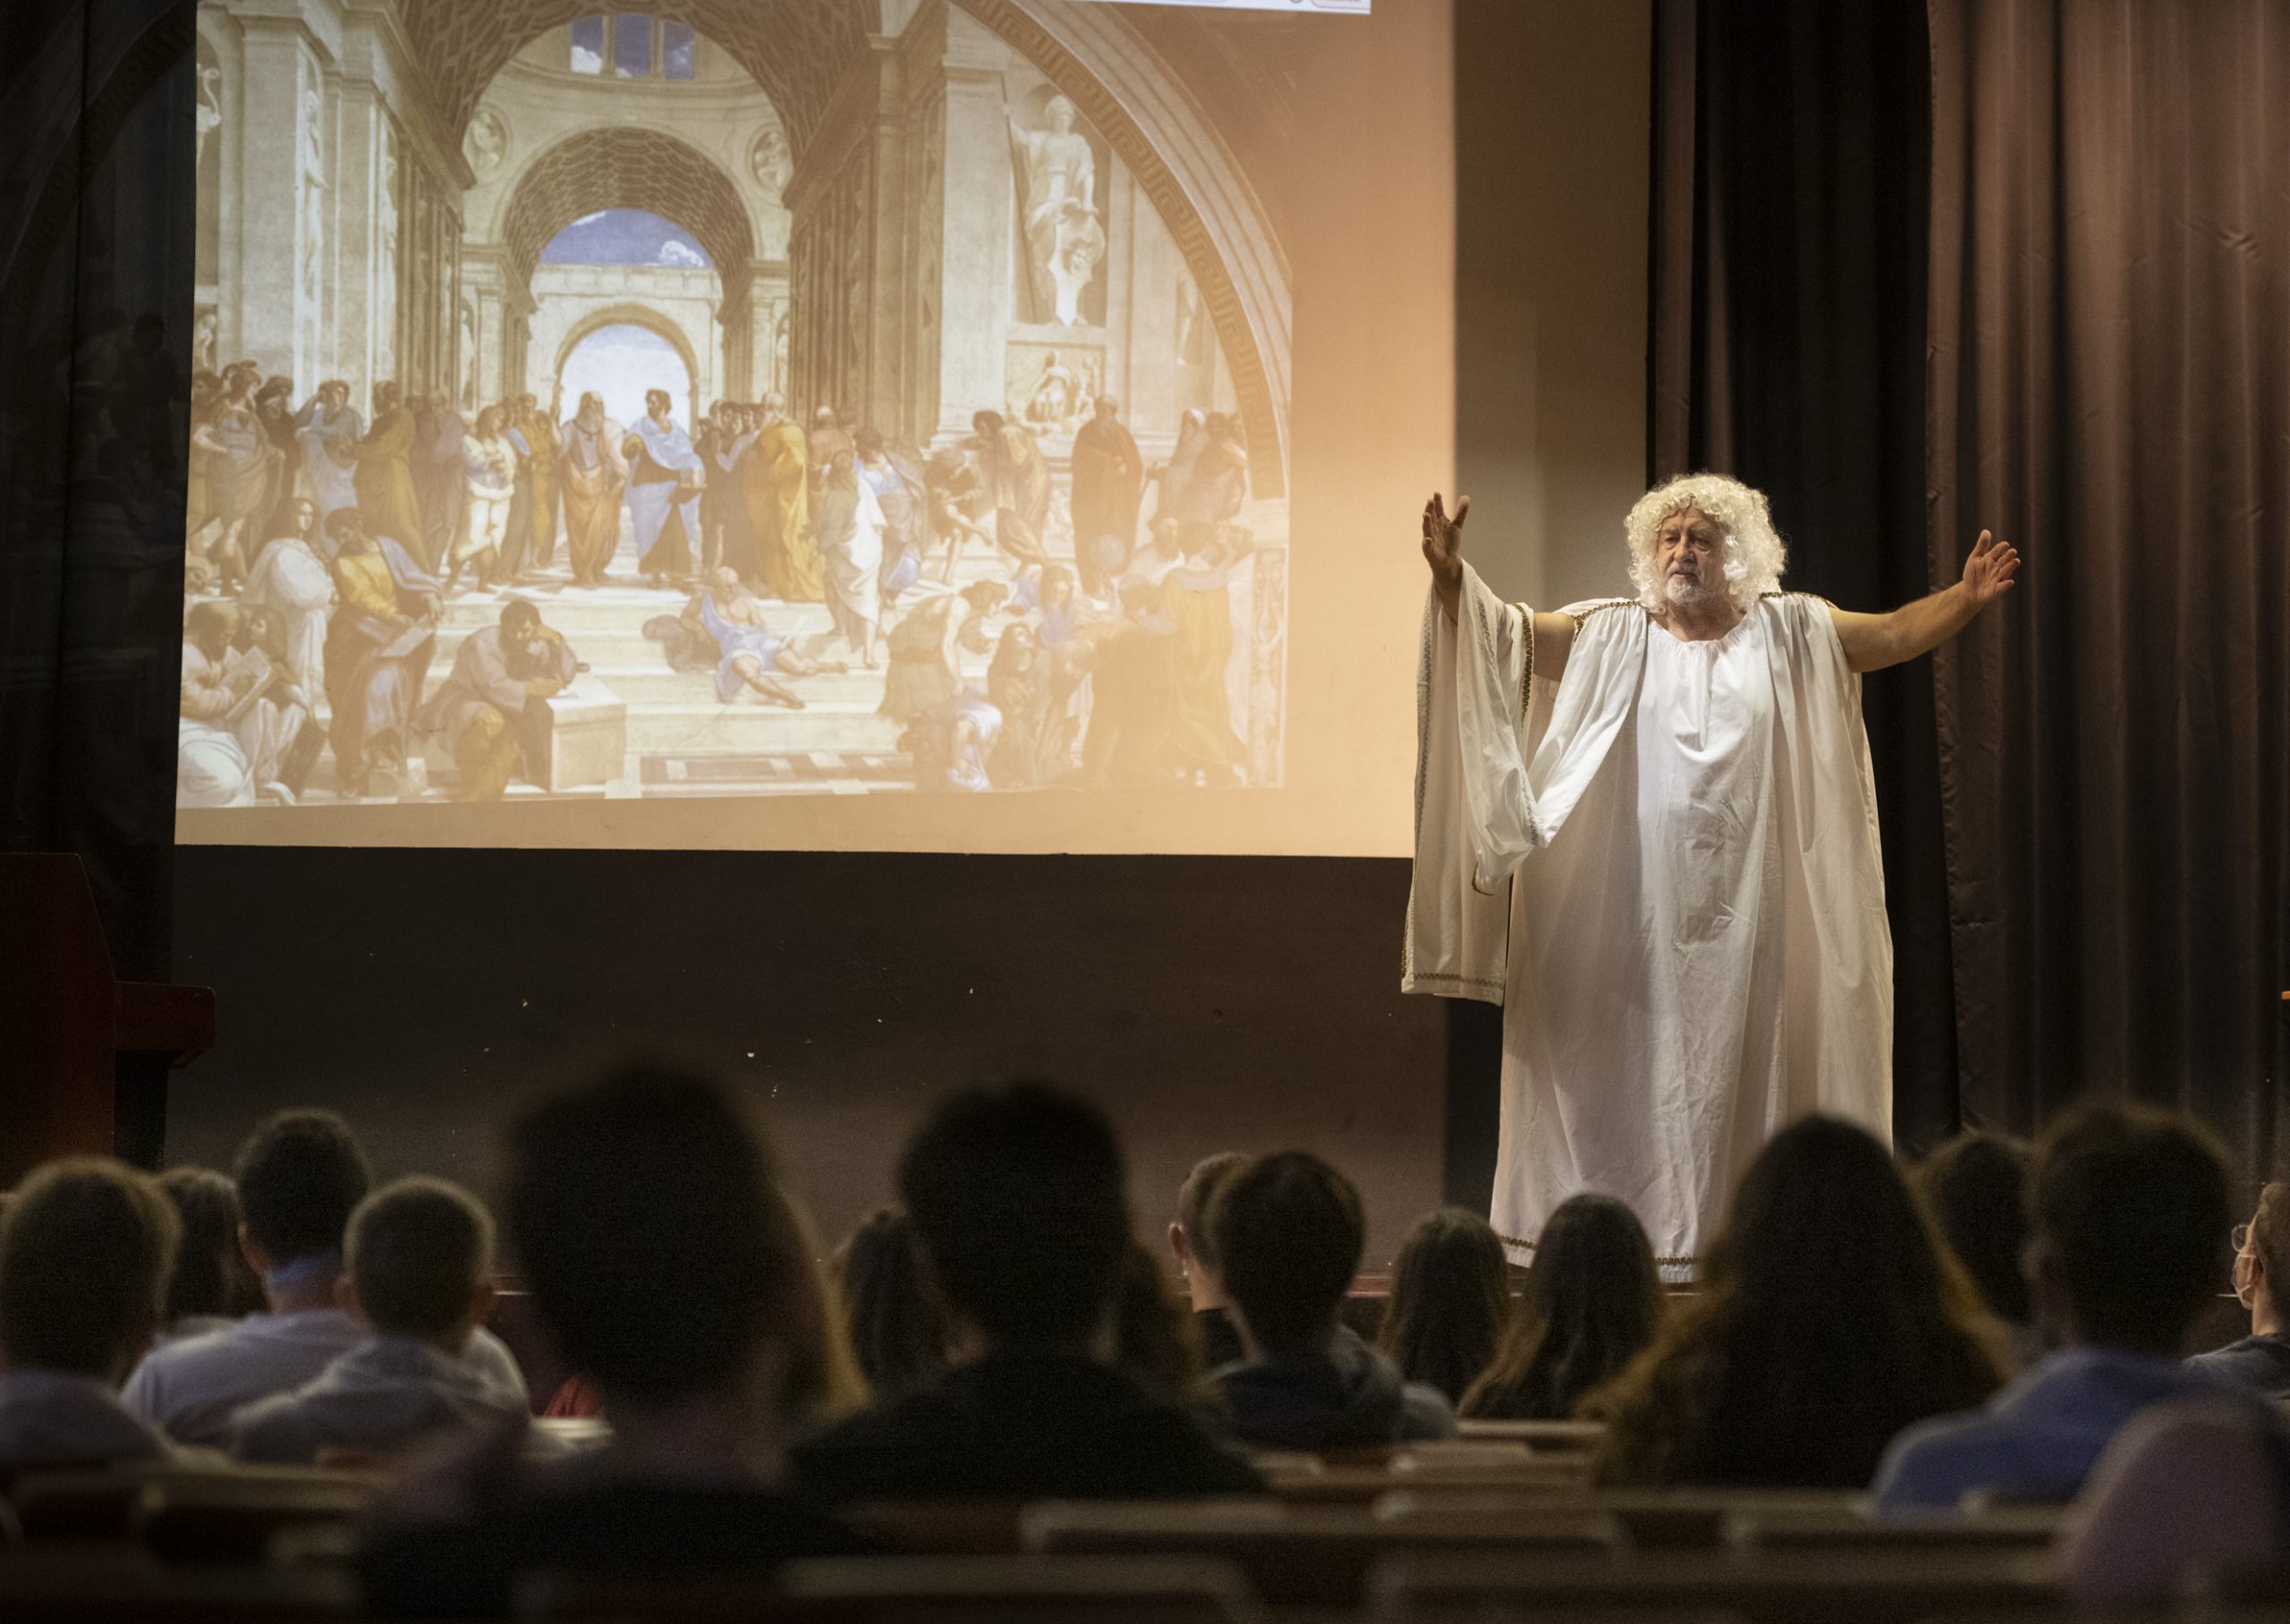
[[0, 855, 214, 1186]]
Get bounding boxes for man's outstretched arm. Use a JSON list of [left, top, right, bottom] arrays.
[[1829, 529, 2020, 673], [1421, 491, 1578, 680]]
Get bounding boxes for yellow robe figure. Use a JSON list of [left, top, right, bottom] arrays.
[[1159, 565, 1246, 782], [352, 406, 426, 567], [753, 419, 822, 601]]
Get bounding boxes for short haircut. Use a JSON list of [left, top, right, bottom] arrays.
[[2251, 1181, 2290, 1321], [2034, 1101, 2235, 1354], [505, 1062, 802, 1402], [500, 599, 541, 631], [348, 1178, 494, 1341], [233, 1111, 372, 1267], [0, 1159, 179, 1376], [1210, 1152, 1363, 1355], [1916, 1131, 2034, 1324], [158, 1166, 259, 1322], [1175, 1152, 1247, 1271], [897, 1080, 1129, 1348]]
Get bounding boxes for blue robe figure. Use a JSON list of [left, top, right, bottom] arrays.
[[699, 591, 786, 704], [624, 399, 703, 579]]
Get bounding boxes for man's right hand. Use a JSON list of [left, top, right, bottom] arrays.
[[1421, 492, 1469, 620]]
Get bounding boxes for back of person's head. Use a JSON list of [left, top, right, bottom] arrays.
[[1114, 1237, 1207, 1399], [1916, 1131, 2034, 1325], [2243, 1181, 2290, 1324], [0, 1159, 180, 1382], [1210, 1152, 1363, 1357], [233, 1110, 372, 1269], [505, 1062, 808, 1407], [1464, 1193, 1662, 1420], [835, 1205, 950, 1400], [1175, 1151, 1247, 1272], [2033, 1101, 2234, 1356], [157, 1167, 264, 1323], [1377, 1207, 1512, 1404], [896, 1080, 1129, 1349], [1589, 1117, 1999, 1487], [346, 1178, 495, 1346]]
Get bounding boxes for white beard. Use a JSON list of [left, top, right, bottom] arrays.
[[1664, 573, 1716, 608]]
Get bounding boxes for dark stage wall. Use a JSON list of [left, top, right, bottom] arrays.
[[171, 850, 1446, 1264]]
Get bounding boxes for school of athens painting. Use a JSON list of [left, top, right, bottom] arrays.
[[180, 0, 1294, 808]]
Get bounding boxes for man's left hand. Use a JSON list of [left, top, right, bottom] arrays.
[[1963, 529, 2021, 607]]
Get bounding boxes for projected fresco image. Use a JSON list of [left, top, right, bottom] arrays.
[[180, 1, 1293, 809]]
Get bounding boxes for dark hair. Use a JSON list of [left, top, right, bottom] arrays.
[[348, 1178, 493, 1341], [505, 1062, 809, 1403], [1377, 1208, 1513, 1404], [1175, 1152, 1246, 1272], [0, 1159, 179, 1377], [325, 508, 368, 541], [2033, 1102, 2234, 1354], [501, 599, 541, 631], [157, 1167, 263, 1322], [233, 1111, 371, 1267], [2249, 1181, 2290, 1323], [835, 1205, 949, 1400], [1210, 1152, 1362, 1356], [897, 1080, 1129, 1349], [185, 600, 233, 642], [1916, 1132, 2034, 1324], [1463, 1194, 1662, 1420], [854, 427, 884, 459], [1590, 1117, 2001, 1488], [1115, 1237, 1206, 1400]]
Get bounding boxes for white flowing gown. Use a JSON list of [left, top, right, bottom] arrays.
[[1404, 562, 1893, 1271]]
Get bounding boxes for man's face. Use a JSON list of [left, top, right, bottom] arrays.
[[323, 385, 348, 410], [649, 395, 671, 424], [1656, 506, 1727, 607], [290, 501, 317, 537], [504, 615, 539, 656]]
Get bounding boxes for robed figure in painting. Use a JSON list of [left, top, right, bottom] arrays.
[[558, 393, 625, 588], [1406, 474, 2018, 1273], [322, 508, 440, 799], [1071, 395, 1143, 595], [624, 389, 704, 585]]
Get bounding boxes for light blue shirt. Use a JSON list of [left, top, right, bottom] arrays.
[[1874, 1345, 2242, 1513]]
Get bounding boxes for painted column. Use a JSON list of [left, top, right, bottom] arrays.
[[931, 14, 1017, 443], [227, 16, 314, 386]]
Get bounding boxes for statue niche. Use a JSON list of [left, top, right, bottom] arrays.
[[1005, 90, 1106, 329]]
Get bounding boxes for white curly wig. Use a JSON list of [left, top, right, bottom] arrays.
[[1624, 473, 1787, 613]]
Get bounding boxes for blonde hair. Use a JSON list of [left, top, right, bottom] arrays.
[[1624, 473, 1787, 613]]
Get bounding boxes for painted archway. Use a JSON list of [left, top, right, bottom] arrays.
[[552, 300, 702, 422]]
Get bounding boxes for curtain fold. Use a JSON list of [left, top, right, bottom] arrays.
[[1649, 0, 1960, 1146], [0, 0, 195, 980], [1927, 0, 2290, 1173]]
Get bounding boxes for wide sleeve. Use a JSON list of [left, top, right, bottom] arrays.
[[1401, 562, 1529, 1002]]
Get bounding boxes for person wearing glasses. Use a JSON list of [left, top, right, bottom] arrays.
[[2190, 1187, 2290, 1398]]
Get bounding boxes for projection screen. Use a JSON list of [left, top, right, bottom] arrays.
[[175, 0, 1451, 856]]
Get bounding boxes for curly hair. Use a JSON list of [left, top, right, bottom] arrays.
[[1624, 473, 1788, 613]]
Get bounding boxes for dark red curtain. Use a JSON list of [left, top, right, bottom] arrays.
[[1928, 0, 2290, 1171], [0, 0, 195, 981], [1649, 0, 1962, 1146]]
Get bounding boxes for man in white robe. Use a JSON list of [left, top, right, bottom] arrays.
[[1405, 474, 2019, 1273]]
